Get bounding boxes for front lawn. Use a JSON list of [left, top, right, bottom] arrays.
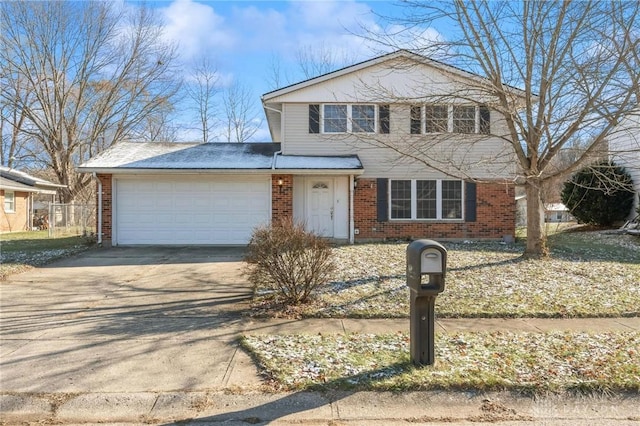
[[251, 230, 640, 318], [0, 231, 95, 279], [242, 331, 640, 394]]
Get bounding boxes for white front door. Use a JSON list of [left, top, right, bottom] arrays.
[[307, 180, 333, 237]]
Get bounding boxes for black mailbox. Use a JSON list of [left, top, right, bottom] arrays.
[[406, 239, 447, 294], [406, 239, 448, 366]]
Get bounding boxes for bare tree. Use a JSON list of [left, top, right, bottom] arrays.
[[222, 82, 262, 143], [366, 1, 640, 257], [184, 57, 220, 143], [0, 74, 30, 168], [0, 2, 179, 202]]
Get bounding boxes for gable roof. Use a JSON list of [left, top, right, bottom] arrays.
[[0, 166, 65, 194], [78, 142, 363, 174], [262, 49, 527, 102]]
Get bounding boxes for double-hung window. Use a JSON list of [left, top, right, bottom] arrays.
[[322, 104, 376, 133], [425, 105, 448, 133], [452, 105, 476, 134], [323, 104, 348, 133], [390, 179, 462, 220], [352, 105, 376, 133], [414, 104, 490, 134], [3, 191, 15, 213]]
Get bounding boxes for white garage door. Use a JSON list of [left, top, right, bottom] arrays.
[[115, 175, 270, 245]]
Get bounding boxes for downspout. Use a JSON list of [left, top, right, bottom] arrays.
[[349, 175, 355, 244], [92, 173, 102, 245]]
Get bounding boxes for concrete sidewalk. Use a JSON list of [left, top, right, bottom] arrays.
[[3, 316, 640, 425], [1, 248, 639, 425]]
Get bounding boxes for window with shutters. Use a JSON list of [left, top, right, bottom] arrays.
[[319, 104, 383, 134], [389, 179, 463, 220], [411, 104, 490, 135]]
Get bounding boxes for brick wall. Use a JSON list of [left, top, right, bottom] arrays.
[[354, 178, 515, 241], [96, 174, 112, 245], [1, 190, 29, 232], [272, 174, 293, 223]]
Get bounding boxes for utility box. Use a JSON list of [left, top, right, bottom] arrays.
[[406, 239, 448, 366]]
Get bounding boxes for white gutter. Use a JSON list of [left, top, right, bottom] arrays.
[[92, 173, 102, 245]]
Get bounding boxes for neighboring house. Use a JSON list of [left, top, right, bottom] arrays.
[[544, 203, 574, 223], [608, 110, 640, 220], [79, 50, 522, 246], [0, 166, 65, 232]]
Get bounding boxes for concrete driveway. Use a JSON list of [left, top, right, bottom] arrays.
[[0, 247, 262, 394]]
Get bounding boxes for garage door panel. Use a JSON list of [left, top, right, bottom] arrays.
[[115, 176, 270, 245]]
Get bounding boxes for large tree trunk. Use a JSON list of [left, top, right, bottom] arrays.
[[524, 181, 548, 258]]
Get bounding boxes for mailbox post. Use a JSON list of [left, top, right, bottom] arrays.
[[406, 239, 447, 366]]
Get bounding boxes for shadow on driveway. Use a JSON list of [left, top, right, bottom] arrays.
[[0, 246, 259, 394]]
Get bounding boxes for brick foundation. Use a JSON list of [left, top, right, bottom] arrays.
[[353, 178, 515, 241]]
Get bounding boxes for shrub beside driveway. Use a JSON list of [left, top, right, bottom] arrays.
[[251, 231, 640, 319]]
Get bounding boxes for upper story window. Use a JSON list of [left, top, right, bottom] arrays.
[[390, 179, 462, 220], [322, 104, 376, 133], [4, 191, 15, 213], [323, 104, 348, 133], [425, 105, 449, 133], [310, 104, 389, 134], [452, 106, 476, 134], [412, 104, 491, 135]]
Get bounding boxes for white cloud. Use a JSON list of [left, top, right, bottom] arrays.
[[160, 0, 235, 60]]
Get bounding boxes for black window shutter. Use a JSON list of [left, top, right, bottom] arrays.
[[377, 178, 388, 222], [465, 181, 477, 222], [479, 106, 490, 134], [309, 104, 320, 133], [378, 105, 390, 134], [410, 105, 422, 134]]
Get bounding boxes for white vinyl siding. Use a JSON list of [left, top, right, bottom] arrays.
[[282, 103, 515, 179]]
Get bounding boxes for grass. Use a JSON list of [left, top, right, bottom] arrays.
[[0, 230, 95, 279], [250, 229, 640, 318], [242, 331, 640, 394]]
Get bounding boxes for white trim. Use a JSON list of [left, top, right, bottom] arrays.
[[389, 178, 465, 221], [3, 190, 15, 213]]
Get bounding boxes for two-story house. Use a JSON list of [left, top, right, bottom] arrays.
[[79, 50, 521, 246]]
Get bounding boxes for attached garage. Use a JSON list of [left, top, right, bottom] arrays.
[[79, 141, 363, 246], [114, 175, 270, 245]]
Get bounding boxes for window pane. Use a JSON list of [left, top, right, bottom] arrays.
[[425, 105, 448, 133], [416, 180, 437, 219], [324, 104, 347, 132], [441, 180, 462, 219], [4, 191, 15, 212], [453, 106, 475, 134], [390, 180, 412, 219], [352, 105, 375, 133]]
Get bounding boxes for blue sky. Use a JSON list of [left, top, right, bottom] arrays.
[[137, 0, 441, 141]]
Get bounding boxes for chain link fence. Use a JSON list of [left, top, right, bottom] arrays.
[[47, 203, 96, 238]]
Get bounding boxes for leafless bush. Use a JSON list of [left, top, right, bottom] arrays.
[[245, 219, 335, 305]]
